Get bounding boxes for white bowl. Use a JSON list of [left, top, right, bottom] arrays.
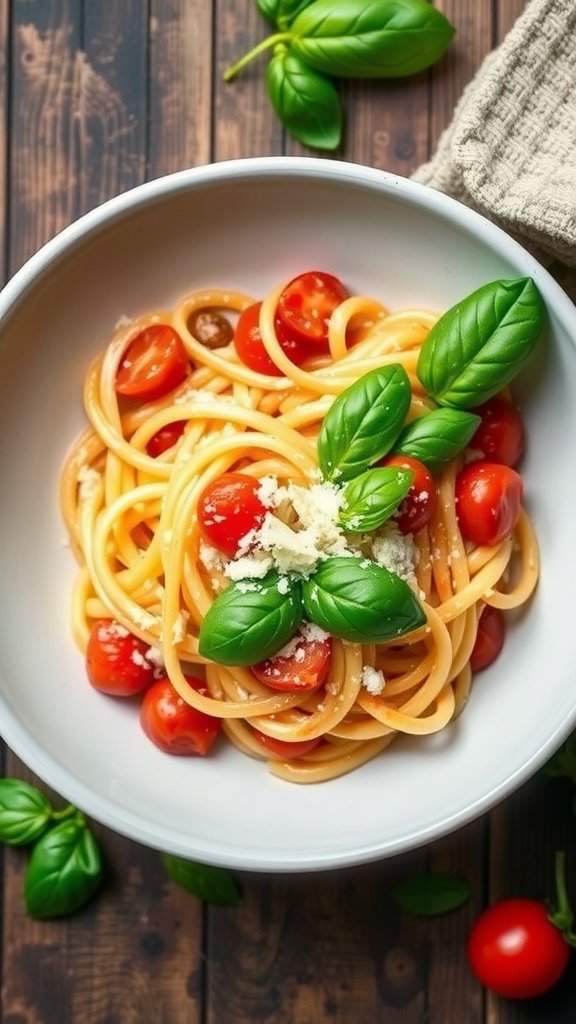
[[1, 157, 575, 872]]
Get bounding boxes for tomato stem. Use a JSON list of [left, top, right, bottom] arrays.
[[223, 33, 292, 82], [549, 850, 576, 946]]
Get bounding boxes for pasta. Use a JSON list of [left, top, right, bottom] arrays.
[[60, 272, 540, 783]]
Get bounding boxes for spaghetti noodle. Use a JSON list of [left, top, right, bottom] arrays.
[[60, 273, 540, 783]]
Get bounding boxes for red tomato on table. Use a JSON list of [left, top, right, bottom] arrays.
[[456, 461, 523, 547], [115, 324, 189, 401], [197, 472, 267, 557], [467, 899, 570, 999], [140, 676, 222, 755], [277, 271, 348, 343], [86, 619, 156, 697]]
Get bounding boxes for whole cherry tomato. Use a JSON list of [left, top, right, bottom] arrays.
[[234, 301, 319, 375], [456, 461, 524, 547], [252, 730, 323, 759], [197, 472, 267, 557], [115, 324, 189, 401], [471, 395, 525, 467], [251, 632, 332, 692], [381, 455, 438, 535], [86, 619, 156, 696], [470, 604, 505, 672], [467, 899, 570, 999], [277, 271, 348, 343], [140, 676, 222, 755], [146, 420, 187, 457]]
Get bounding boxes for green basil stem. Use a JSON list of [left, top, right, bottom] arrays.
[[549, 851, 576, 944], [51, 805, 84, 823], [223, 31, 292, 81]]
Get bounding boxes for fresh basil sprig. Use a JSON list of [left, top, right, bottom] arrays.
[[266, 46, 342, 150], [0, 778, 53, 846], [417, 278, 546, 409], [318, 364, 411, 482], [391, 872, 472, 916], [392, 408, 481, 472], [198, 571, 303, 666], [24, 817, 103, 919], [302, 556, 426, 643], [339, 466, 413, 532], [225, 0, 455, 149], [257, 0, 312, 28], [290, 0, 455, 79], [162, 853, 242, 906]]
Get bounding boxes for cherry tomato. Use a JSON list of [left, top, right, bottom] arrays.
[[146, 420, 187, 457], [115, 324, 189, 401], [456, 461, 523, 547], [467, 899, 570, 999], [277, 271, 348, 343], [381, 455, 438, 535], [471, 395, 525, 467], [252, 730, 322, 759], [140, 676, 222, 755], [234, 301, 317, 376], [470, 605, 505, 672], [86, 619, 156, 696], [251, 632, 332, 692], [197, 472, 267, 557]]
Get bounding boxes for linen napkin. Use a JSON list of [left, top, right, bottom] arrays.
[[412, 0, 576, 294]]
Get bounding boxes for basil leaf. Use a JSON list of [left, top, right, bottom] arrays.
[[339, 467, 413, 532], [392, 873, 471, 916], [393, 409, 481, 472], [162, 853, 242, 906], [302, 555, 425, 643], [266, 47, 342, 150], [24, 819, 103, 919], [257, 0, 313, 28], [544, 732, 576, 786], [0, 778, 53, 846], [198, 571, 303, 666], [417, 278, 546, 409], [318, 364, 411, 482], [291, 0, 455, 79]]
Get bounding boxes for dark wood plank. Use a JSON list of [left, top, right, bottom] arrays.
[[0, 0, 8, 287]]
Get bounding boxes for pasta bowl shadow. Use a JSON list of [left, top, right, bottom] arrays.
[[0, 156, 574, 871]]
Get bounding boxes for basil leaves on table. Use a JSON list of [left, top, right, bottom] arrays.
[[266, 47, 342, 151], [0, 777, 53, 846], [198, 571, 304, 666], [162, 854, 242, 906], [318, 364, 411, 482], [417, 277, 546, 409], [24, 818, 103, 919], [302, 556, 426, 643], [225, 0, 456, 149], [392, 408, 481, 473], [392, 872, 472, 916]]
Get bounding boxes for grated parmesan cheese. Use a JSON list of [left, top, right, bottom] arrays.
[[361, 665, 386, 695], [370, 525, 418, 590], [77, 465, 101, 501]]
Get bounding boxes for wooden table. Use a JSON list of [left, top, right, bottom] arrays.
[[2, 2, 575, 1021]]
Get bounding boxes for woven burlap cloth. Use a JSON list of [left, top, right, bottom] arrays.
[[412, 0, 576, 297]]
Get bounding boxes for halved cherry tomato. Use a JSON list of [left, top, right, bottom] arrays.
[[197, 472, 267, 557], [234, 301, 318, 376], [381, 455, 438, 535], [251, 632, 332, 692], [140, 675, 222, 755], [252, 730, 323, 760], [456, 461, 523, 547], [86, 619, 156, 696], [277, 271, 348, 343], [115, 324, 189, 401], [146, 420, 187, 458], [471, 395, 525, 467], [470, 605, 505, 672], [467, 899, 570, 999]]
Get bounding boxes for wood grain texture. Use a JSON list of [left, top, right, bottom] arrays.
[[3, 2, 576, 1023]]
